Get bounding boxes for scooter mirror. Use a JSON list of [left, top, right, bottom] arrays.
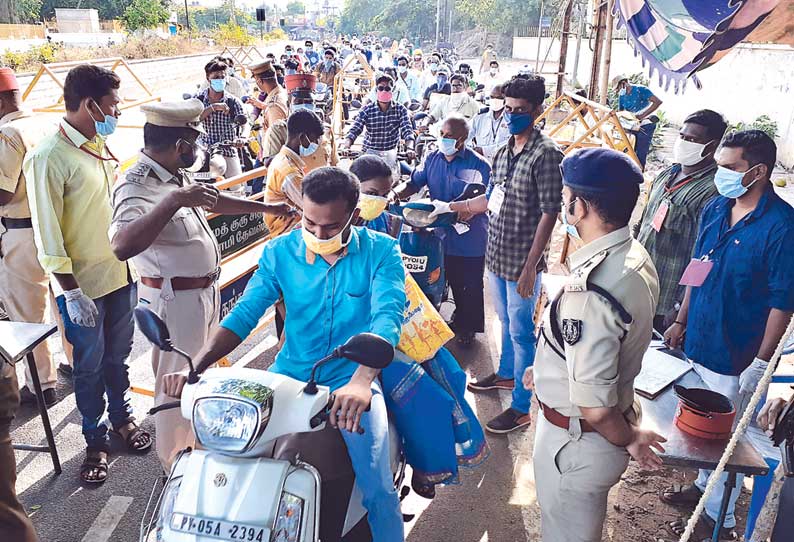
[[408, 102, 422, 112], [182, 93, 194, 100], [134, 306, 173, 352], [350, 99, 362, 109], [234, 114, 248, 126], [337, 333, 394, 369]]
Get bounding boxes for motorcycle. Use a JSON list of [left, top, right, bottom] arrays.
[[312, 82, 334, 120], [135, 307, 406, 542], [189, 114, 253, 192]]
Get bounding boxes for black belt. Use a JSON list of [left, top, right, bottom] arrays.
[[0, 217, 33, 229]]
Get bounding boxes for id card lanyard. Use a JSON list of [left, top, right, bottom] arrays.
[[58, 126, 120, 196]]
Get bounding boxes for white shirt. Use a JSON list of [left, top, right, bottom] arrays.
[[468, 109, 511, 162]]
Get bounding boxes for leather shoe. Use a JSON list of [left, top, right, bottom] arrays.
[[19, 386, 58, 407]]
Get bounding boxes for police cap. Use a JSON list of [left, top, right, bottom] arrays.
[[561, 148, 642, 194], [141, 99, 206, 134], [250, 60, 276, 78]]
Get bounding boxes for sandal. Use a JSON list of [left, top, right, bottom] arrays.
[[80, 450, 108, 484], [660, 482, 702, 507], [111, 422, 153, 453], [664, 515, 738, 541], [411, 471, 436, 500]]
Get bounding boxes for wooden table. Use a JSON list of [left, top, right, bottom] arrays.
[[0, 321, 60, 474], [638, 367, 768, 542]]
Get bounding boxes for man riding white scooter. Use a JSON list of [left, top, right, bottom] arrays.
[[163, 166, 407, 542]]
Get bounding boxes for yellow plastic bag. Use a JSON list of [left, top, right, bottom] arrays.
[[397, 273, 454, 362]]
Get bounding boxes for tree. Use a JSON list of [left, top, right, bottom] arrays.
[[0, 0, 42, 23], [121, 0, 170, 32], [286, 1, 305, 16], [40, 0, 132, 21]]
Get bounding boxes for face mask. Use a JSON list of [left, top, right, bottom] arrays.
[[490, 97, 505, 112], [87, 100, 117, 138], [398, 65, 408, 74], [562, 200, 582, 240], [429, 63, 438, 71], [714, 165, 759, 199], [306, 47, 313, 52], [359, 194, 389, 221], [324, 59, 333, 68], [377, 90, 393, 103], [618, 87, 627, 97], [210, 79, 226, 93], [437, 75, 447, 86], [302, 211, 355, 255], [292, 103, 316, 113], [489, 68, 497, 76], [177, 140, 199, 169], [438, 137, 458, 156], [673, 137, 712, 166], [504, 111, 533, 135], [299, 137, 319, 157]]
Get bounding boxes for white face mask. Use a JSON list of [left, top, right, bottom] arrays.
[[490, 97, 505, 112], [673, 137, 711, 166]]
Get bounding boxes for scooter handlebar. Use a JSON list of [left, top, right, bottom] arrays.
[[149, 401, 181, 415]]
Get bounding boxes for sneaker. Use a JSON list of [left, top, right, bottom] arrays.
[[485, 408, 532, 434], [467, 373, 515, 392], [19, 386, 58, 407], [57, 363, 73, 378]]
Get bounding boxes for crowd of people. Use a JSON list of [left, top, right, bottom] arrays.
[[1, 32, 793, 542]]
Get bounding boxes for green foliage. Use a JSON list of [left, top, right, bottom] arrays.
[[214, 22, 254, 46], [455, 0, 542, 34], [176, 5, 252, 32], [730, 115, 779, 139], [263, 28, 288, 42], [121, 0, 169, 32], [40, 0, 131, 21], [286, 1, 305, 16], [339, 0, 435, 38], [18, 0, 43, 23], [1, 43, 57, 71]]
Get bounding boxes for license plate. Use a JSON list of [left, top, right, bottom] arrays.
[[402, 254, 428, 273], [171, 513, 267, 541], [192, 172, 213, 180]]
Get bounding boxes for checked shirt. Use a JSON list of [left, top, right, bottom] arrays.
[[197, 88, 246, 158], [346, 101, 414, 152], [486, 129, 563, 281]]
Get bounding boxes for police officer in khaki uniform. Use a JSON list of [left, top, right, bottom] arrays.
[[250, 60, 288, 132], [526, 148, 666, 542], [109, 99, 292, 469]]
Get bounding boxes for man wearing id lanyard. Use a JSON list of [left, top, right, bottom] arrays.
[[25, 65, 151, 485], [469, 84, 511, 163], [466, 74, 564, 434], [661, 130, 794, 539], [635, 109, 727, 332]]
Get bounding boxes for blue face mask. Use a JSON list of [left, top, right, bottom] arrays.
[[88, 100, 117, 138], [438, 137, 458, 156], [324, 59, 333, 68], [210, 78, 226, 93], [504, 111, 533, 135], [561, 199, 582, 240], [618, 87, 627, 97], [299, 138, 319, 157], [714, 165, 758, 199], [437, 75, 448, 87]]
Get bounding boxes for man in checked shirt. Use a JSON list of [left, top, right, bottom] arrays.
[[467, 74, 564, 434], [339, 74, 415, 181]]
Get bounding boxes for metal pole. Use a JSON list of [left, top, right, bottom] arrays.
[[535, 0, 545, 72], [572, 2, 586, 86], [184, 0, 191, 34], [588, 0, 606, 101], [556, 0, 574, 98], [435, 0, 441, 45]]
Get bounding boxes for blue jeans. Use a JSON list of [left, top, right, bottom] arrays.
[[487, 270, 542, 414], [56, 284, 136, 451], [634, 120, 657, 168], [340, 382, 403, 542]]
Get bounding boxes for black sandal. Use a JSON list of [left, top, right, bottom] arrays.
[[411, 471, 436, 500], [660, 482, 702, 507], [111, 422, 153, 453], [664, 515, 738, 541], [80, 451, 108, 484]]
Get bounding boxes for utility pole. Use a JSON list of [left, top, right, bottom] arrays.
[[184, 0, 191, 35], [556, 0, 574, 98], [572, 1, 586, 86], [588, 0, 606, 102], [535, 0, 545, 72], [435, 0, 441, 45], [598, 0, 615, 104]]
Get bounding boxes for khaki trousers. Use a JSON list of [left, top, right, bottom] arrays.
[[138, 282, 219, 471], [533, 413, 630, 542], [0, 227, 57, 391], [0, 365, 39, 542]]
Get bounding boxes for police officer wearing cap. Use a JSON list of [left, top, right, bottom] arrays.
[[109, 99, 292, 470], [250, 60, 288, 132], [526, 148, 666, 542]]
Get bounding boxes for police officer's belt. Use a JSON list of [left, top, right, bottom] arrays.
[[0, 217, 33, 229], [537, 399, 596, 432], [140, 268, 221, 290]]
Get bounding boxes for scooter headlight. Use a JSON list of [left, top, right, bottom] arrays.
[[270, 492, 303, 542]]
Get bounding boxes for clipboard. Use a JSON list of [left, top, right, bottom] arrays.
[[634, 345, 693, 399]]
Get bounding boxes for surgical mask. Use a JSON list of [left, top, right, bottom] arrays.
[[714, 165, 759, 199], [299, 137, 319, 157], [87, 100, 117, 138], [398, 65, 408, 74], [673, 137, 711, 166], [437, 75, 448, 86], [358, 194, 389, 221], [562, 200, 582, 240], [438, 137, 458, 156], [324, 59, 333, 68], [504, 111, 533, 135], [618, 87, 626, 97], [292, 103, 316, 113], [377, 90, 393, 102], [490, 97, 505, 112], [429, 63, 438, 71], [302, 211, 355, 255], [210, 79, 226, 93], [306, 47, 313, 52], [489, 68, 497, 76]]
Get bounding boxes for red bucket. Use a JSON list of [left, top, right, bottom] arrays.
[[673, 385, 736, 440]]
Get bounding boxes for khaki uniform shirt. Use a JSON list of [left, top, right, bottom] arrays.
[[0, 111, 58, 219], [109, 152, 220, 283], [534, 227, 659, 418], [261, 119, 338, 172], [262, 86, 289, 131]]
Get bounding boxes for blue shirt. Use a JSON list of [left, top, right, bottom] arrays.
[[618, 84, 654, 114], [409, 147, 492, 257], [685, 187, 794, 375], [222, 227, 406, 390]]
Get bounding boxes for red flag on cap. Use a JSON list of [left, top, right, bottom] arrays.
[[0, 68, 19, 92]]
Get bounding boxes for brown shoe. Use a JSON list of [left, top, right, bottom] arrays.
[[467, 373, 515, 392], [485, 408, 532, 434]]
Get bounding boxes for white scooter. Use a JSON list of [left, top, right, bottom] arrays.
[[135, 307, 406, 542]]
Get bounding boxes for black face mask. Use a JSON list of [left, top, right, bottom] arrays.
[[178, 140, 202, 171]]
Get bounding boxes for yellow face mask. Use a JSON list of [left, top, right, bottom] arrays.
[[358, 194, 389, 221], [301, 211, 355, 256]]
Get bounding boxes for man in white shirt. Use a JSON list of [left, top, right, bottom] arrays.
[[422, 74, 482, 130], [478, 60, 503, 93], [468, 84, 510, 163]]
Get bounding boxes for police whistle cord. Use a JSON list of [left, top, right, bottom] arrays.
[[678, 313, 794, 542]]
